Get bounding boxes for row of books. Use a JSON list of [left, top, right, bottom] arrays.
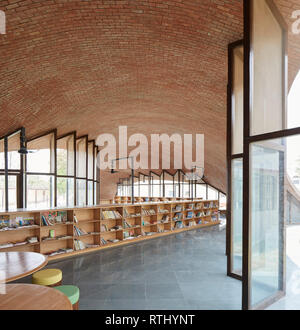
[[101, 210, 122, 220], [142, 208, 156, 216]]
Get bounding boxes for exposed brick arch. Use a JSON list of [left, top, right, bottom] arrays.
[[0, 0, 299, 199]]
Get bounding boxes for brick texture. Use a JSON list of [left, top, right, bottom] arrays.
[[0, 0, 299, 198]]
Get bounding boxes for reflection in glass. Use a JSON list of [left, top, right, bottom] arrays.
[[57, 135, 75, 176], [27, 133, 55, 174], [88, 181, 93, 205], [232, 159, 243, 275], [0, 139, 4, 170], [250, 140, 284, 307], [196, 184, 206, 199], [57, 177, 74, 207], [76, 179, 86, 206], [7, 132, 21, 170], [76, 138, 87, 178], [0, 175, 5, 210], [27, 175, 54, 209], [232, 45, 244, 154], [250, 0, 284, 135]]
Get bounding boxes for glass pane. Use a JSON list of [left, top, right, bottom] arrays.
[[88, 181, 93, 205], [181, 183, 190, 198], [208, 186, 218, 200], [0, 175, 5, 211], [27, 175, 54, 209], [57, 177, 74, 207], [140, 184, 149, 197], [0, 139, 4, 170], [250, 139, 284, 307], [57, 135, 75, 176], [165, 184, 174, 198], [152, 184, 161, 197], [250, 0, 284, 135], [27, 133, 55, 174], [220, 193, 227, 210], [196, 184, 206, 199], [232, 159, 243, 275], [8, 175, 17, 210], [94, 147, 98, 181], [232, 45, 244, 154], [76, 179, 86, 206], [88, 142, 94, 180], [76, 138, 87, 178], [94, 181, 97, 204], [7, 132, 21, 170], [288, 70, 300, 129]]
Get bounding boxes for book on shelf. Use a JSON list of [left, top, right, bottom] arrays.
[[74, 225, 88, 236], [187, 204, 194, 210], [211, 212, 219, 222], [41, 211, 68, 226], [74, 239, 86, 251], [110, 225, 122, 231], [175, 221, 184, 229], [173, 212, 183, 221], [100, 237, 107, 245], [195, 203, 202, 210], [123, 220, 132, 228], [186, 211, 194, 219], [142, 208, 156, 216], [47, 248, 73, 257], [188, 221, 196, 227], [172, 205, 182, 212], [158, 206, 168, 214], [101, 210, 122, 220], [107, 239, 120, 243], [101, 224, 108, 232]]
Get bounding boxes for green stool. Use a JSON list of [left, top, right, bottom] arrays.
[[54, 285, 80, 310]]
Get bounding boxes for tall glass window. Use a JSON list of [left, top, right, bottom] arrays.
[[76, 137, 87, 205], [26, 132, 56, 209], [57, 133, 75, 207]]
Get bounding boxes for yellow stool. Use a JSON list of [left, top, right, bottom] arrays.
[[32, 269, 62, 287]]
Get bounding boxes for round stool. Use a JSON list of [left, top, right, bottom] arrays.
[[54, 285, 80, 310], [32, 269, 62, 287]]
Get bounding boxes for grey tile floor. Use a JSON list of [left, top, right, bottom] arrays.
[[16, 226, 243, 310]]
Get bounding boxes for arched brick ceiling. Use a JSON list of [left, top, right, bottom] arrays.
[[0, 0, 299, 197]]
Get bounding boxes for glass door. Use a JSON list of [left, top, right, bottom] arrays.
[[243, 0, 288, 309]]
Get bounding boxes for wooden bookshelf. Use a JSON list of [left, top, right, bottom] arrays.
[[0, 200, 220, 261]]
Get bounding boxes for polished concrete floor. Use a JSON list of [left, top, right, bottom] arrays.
[[16, 225, 242, 310]]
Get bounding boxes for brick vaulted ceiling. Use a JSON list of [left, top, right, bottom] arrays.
[[0, 0, 300, 196]]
